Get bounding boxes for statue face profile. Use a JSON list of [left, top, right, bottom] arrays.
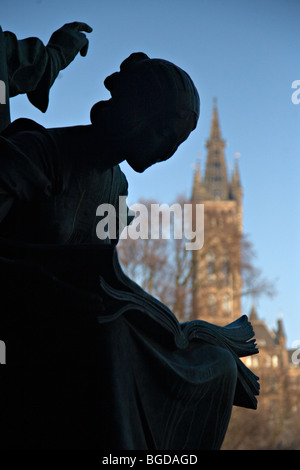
[[91, 52, 200, 172]]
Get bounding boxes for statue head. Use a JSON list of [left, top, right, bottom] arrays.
[[91, 52, 200, 172]]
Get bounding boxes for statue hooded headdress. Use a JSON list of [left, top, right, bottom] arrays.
[[91, 52, 200, 171]]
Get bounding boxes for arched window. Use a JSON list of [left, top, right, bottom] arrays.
[[252, 357, 259, 368], [207, 252, 216, 280], [272, 355, 279, 368], [244, 356, 259, 368], [222, 255, 230, 279], [208, 294, 217, 312], [222, 293, 232, 313], [265, 355, 272, 368]]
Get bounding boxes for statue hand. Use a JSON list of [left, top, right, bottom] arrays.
[[47, 21, 93, 68]]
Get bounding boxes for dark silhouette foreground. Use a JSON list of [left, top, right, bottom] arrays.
[[0, 51, 259, 449]]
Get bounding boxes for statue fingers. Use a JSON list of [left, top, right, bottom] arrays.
[[63, 21, 93, 34]]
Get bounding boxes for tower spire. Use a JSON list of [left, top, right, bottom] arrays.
[[230, 151, 243, 232], [191, 153, 206, 201], [204, 100, 228, 200], [210, 98, 222, 141], [232, 152, 241, 186]]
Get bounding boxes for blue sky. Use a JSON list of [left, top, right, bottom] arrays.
[[2, 0, 299, 348]]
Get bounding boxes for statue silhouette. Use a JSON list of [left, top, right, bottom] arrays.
[[0, 52, 258, 450]]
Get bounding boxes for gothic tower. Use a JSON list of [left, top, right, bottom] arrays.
[[191, 100, 243, 326]]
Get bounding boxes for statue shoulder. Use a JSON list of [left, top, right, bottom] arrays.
[[1, 118, 46, 138]]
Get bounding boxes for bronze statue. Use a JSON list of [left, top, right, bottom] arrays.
[[0, 52, 258, 450]]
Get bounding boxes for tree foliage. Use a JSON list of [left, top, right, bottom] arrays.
[[117, 197, 276, 322]]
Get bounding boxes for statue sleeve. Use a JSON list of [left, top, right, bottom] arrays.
[[0, 119, 60, 223], [4, 31, 49, 99], [4, 22, 91, 113]]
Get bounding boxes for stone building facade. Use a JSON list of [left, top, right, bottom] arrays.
[[191, 102, 300, 449], [191, 101, 242, 326]]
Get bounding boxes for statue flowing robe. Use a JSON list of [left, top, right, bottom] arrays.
[[0, 119, 259, 450]]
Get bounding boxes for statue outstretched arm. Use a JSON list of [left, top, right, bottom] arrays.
[[5, 22, 92, 112]]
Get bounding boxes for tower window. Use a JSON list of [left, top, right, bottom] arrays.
[[207, 252, 216, 280], [222, 256, 230, 279], [208, 294, 217, 312], [272, 355, 279, 368], [222, 293, 232, 313]]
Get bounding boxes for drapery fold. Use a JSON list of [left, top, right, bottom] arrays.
[[0, 240, 259, 449]]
